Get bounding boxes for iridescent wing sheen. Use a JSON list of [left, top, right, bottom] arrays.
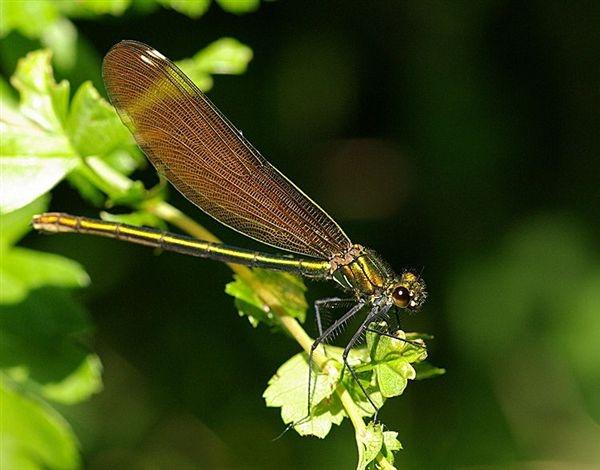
[[102, 40, 352, 259]]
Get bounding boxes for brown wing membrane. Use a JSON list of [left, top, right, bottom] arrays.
[[102, 40, 351, 259]]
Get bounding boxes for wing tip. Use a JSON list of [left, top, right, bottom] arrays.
[[103, 40, 157, 73]]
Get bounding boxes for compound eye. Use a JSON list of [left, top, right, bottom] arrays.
[[392, 285, 411, 308]]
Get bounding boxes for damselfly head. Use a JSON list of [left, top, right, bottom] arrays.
[[390, 271, 427, 312]]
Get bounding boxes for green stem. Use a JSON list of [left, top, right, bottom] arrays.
[[376, 453, 396, 470]]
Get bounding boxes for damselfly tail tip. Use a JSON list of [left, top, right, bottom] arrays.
[[31, 213, 71, 233], [31, 213, 47, 230]]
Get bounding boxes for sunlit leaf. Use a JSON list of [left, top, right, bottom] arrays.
[[40, 354, 103, 404], [264, 352, 343, 438], [216, 0, 260, 14], [11, 49, 70, 131], [0, 157, 78, 214], [376, 358, 414, 398], [177, 38, 253, 91], [100, 210, 166, 229], [367, 327, 426, 398], [264, 324, 436, 441], [66, 81, 133, 157], [1, 49, 142, 213], [226, 268, 307, 328], [0, 0, 59, 39], [0, 248, 89, 304], [381, 430, 402, 465], [40, 18, 78, 70], [156, 0, 211, 18], [356, 421, 384, 470], [0, 195, 48, 248], [102, 147, 146, 177], [414, 362, 446, 380], [57, 0, 131, 17], [226, 275, 272, 327], [0, 378, 80, 470], [0, 50, 76, 212]]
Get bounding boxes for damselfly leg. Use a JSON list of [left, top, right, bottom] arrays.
[[307, 299, 366, 415], [314, 297, 356, 338], [339, 304, 392, 421]]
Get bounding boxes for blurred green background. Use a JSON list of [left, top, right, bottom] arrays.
[[2, 1, 599, 468]]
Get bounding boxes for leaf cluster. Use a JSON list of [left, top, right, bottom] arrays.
[[0, 0, 259, 70], [224, 258, 443, 468]]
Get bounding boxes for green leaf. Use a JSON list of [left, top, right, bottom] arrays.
[[225, 268, 307, 328], [0, 195, 48, 248], [1, 49, 142, 212], [40, 354, 103, 404], [11, 49, 70, 132], [226, 276, 277, 328], [177, 38, 253, 91], [5, 352, 102, 405], [57, 0, 131, 17], [1, 50, 76, 213], [375, 358, 414, 398], [356, 421, 384, 470], [0, 0, 59, 39], [0, 288, 92, 387], [102, 147, 146, 176], [66, 81, 133, 157], [0, 248, 89, 304], [0, 195, 90, 306], [0, 75, 17, 106], [100, 210, 166, 229], [0, 196, 89, 305], [156, 0, 211, 18], [369, 327, 428, 363], [381, 430, 402, 465], [343, 375, 384, 419], [40, 17, 78, 71], [72, 155, 145, 205], [0, 189, 99, 404], [0, 0, 129, 40], [367, 327, 427, 398], [65, 168, 106, 206], [264, 352, 344, 438], [105, 180, 148, 206], [216, 0, 260, 14], [0, 377, 80, 470], [413, 362, 446, 380], [0, 157, 78, 214]]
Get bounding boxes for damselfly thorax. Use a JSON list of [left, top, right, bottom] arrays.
[[329, 244, 427, 309]]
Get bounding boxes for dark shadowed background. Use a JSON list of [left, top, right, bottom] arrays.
[[5, 1, 600, 468]]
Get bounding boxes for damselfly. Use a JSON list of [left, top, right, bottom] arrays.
[[33, 41, 427, 419]]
